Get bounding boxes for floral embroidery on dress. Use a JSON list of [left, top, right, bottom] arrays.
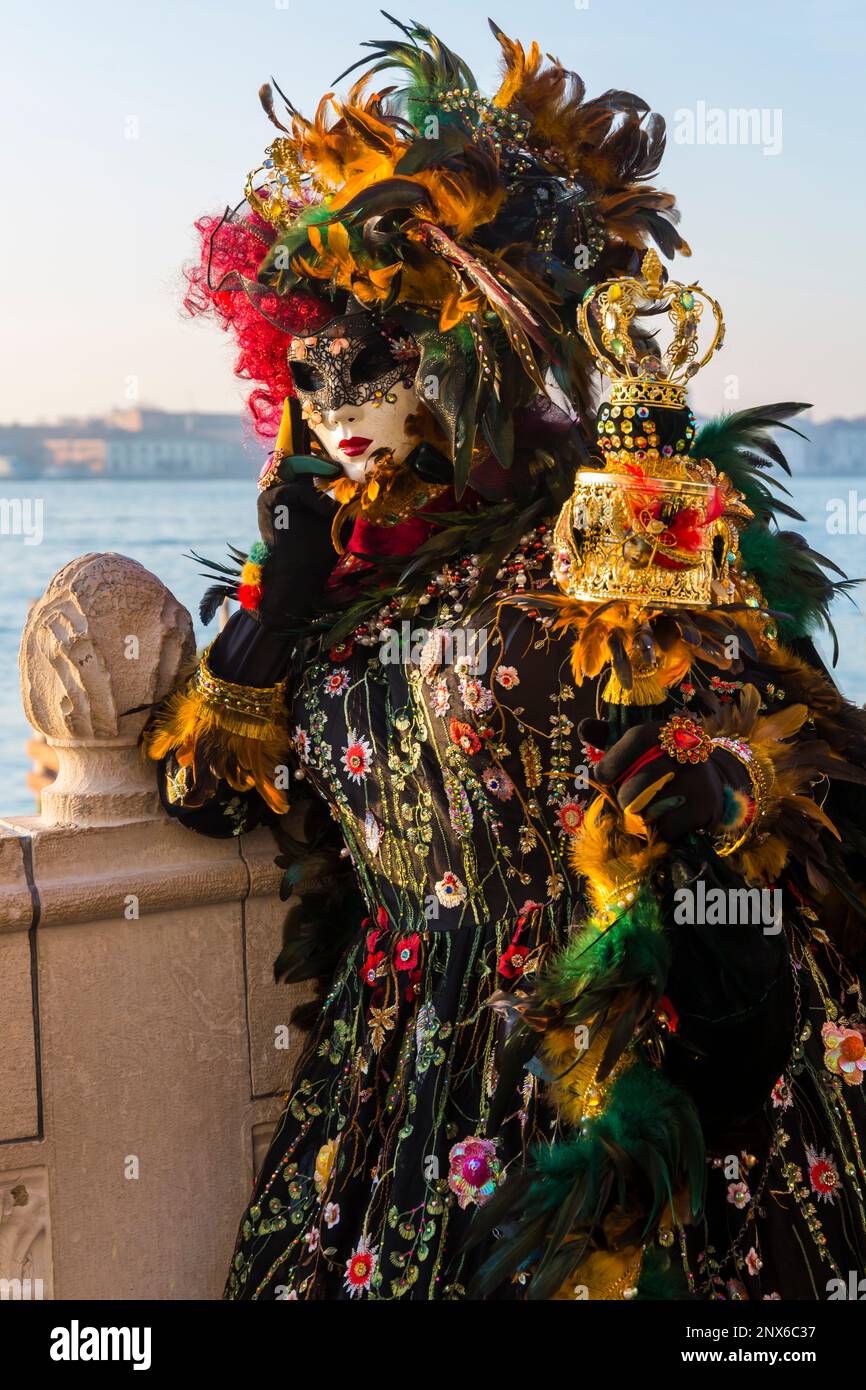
[[431, 679, 450, 716], [745, 1247, 763, 1277], [324, 668, 350, 698], [805, 1145, 839, 1203], [770, 1075, 793, 1109], [447, 1138, 501, 1209], [434, 871, 467, 908], [459, 675, 494, 715], [482, 767, 514, 801], [822, 1021, 866, 1085], [342, 730, 374, 783], [556, 800, 585, 836], [727, 1180, 750, 1209], [293, 725, 311, 763], [494, 665, 520, 689], [449, 719, 482, 756], [344, 1240, 377, 1297]]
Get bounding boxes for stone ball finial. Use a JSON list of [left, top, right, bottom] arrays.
[[19, 552, 196, 826]]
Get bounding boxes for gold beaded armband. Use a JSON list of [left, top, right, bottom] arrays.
[[710, 735, 775, 858], [192, 645, 288, 739], [142, 644, 291, 814]]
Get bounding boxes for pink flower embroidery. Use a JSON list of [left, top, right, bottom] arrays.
[[745, 1246, 762, 1277], [482, 767, 514, 801], [459, 676, 493, 714], [727, 1181, 750, 1210], [494, 665, 520, 689], [431, 680, 450, 716], [447, 1137, 501, 1209]]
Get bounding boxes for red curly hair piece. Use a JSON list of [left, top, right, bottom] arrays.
[[182, 208, 331, 439]]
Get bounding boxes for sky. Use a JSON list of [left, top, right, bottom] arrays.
[[1, 0, 863, 425]]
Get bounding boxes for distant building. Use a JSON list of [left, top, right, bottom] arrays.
[[793, 418, 866, 476], [0, 409, 260, 479]]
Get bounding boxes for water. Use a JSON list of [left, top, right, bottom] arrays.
[[1, 476, 864, 817]]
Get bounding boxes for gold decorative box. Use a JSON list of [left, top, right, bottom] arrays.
[[553, 466, 732, 608]]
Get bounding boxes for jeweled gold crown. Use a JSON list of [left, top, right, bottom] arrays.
[[577, 248, 725, 410], [554, 253, 752, 609]]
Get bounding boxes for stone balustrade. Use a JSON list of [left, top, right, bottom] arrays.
[[0, 553, 306, 1300]]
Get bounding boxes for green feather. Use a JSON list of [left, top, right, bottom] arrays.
[[695, 403, 861, 660], [695, 402, 808, 519], [738, 524, 858, 659], [469, 1059, 704, 1299]]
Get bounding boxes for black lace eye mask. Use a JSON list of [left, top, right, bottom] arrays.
[[288, 312, 419, 412]]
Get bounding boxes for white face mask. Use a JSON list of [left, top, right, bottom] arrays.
[[287, 311, 422, 482], [309, 381, 419, 481]]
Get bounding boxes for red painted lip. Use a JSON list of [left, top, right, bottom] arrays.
[[338, 436, 373, 457]]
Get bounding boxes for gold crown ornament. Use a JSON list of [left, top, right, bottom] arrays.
[[576, 248, 725, 411], [554, 251, 750, 610]]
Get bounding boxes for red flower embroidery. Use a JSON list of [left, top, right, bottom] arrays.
[[344, 1240, 377, 1297], [362, 910, 389, 953], [806, 1144, 839, 1202], [498, 941, 529, 979], [359, 950, 386, 987], [557, 801, 585, 835], [343, 731, 373, 783], [449, 719, 482, 755], [656, 995, 679, 1034], [394, 934, 421, 972], [329, 640, 354, 662]]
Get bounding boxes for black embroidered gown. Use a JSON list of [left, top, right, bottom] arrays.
[[158, 520, 866, 1300]]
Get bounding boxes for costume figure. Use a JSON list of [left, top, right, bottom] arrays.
[[144, 20, 866, 1300]]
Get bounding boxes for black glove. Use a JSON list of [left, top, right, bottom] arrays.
[[255, 475, 338, 628], [579, 713, 750, 843], [207, 474, 338, 687]]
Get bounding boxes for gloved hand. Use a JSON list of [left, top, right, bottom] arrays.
[[254, 474, 339, 629], [206, 472, 339, 687], [579, 713, 752, 843]]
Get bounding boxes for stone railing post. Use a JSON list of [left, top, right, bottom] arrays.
[[18, 551, 196, 826], [3, 551, 300, 1299]]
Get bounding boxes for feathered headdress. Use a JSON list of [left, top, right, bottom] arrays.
[[215, 14, 687, 494]]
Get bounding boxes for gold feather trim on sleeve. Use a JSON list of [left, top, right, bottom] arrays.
[[141, 647, 291, 815]]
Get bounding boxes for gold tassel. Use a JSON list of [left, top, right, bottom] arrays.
[[602, 666, 669, 707]]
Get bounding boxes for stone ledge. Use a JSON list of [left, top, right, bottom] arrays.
[[0, 820, 282, 932]]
